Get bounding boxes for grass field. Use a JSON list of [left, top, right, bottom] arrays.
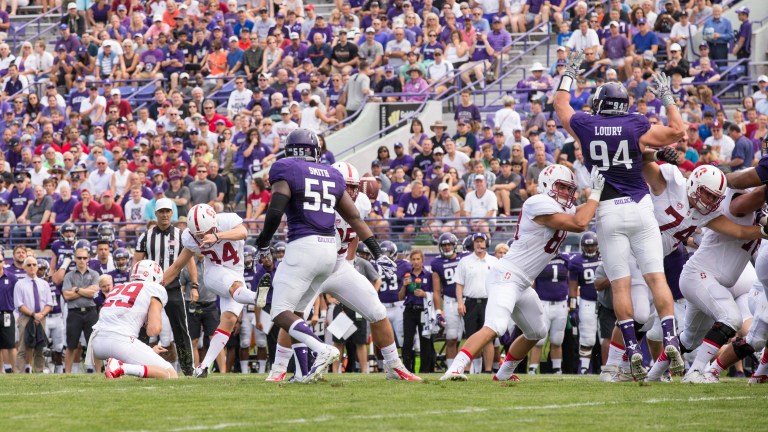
[[2, 374, 768, 432]]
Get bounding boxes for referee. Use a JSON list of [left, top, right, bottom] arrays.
[[135, 198, 198, 376]]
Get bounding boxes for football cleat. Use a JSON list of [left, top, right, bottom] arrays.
[[527, 368, 536, 375], [665, 344, 685, 376], [748, 374, 768, 385], [682, 369, 703, 383], [192, 366, 208, 378], [701, 371, 720, 383], [265, 368, 287, 382], [256, 273, 271, 309], [682, 369, 719, 384], [440, 371, 468, 381], [553, 368, 562, 375], [492, 374, 520, 381], [579, 367, 589, 375], [300, 345, 339, 383], [105, 358, 125, 379], [384, 360, 422, 381], [629, 352, 648, 381], [599, 364, 633, 382]]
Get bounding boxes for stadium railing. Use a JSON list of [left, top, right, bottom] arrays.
[[8, 5, 61, 51]]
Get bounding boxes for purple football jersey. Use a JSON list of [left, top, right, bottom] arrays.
[[107, 269, 130, 286], [535, 255, 569, 302], [379, 259, 412, 304], [567, 253, 601, 301], [569, 112, 651, 202], [430, 255, 461, 298], [269, 158, 346, 242]]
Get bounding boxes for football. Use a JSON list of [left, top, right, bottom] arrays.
[[359, 173, 379, 200]]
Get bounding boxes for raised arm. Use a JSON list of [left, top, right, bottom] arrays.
[[639, 72, 685, 148], [553, 50, 584, 138]]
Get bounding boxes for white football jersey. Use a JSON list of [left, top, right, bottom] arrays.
[[652, 164, 721, 256], [497, 194, 574, 284], [181, 213, 245, 274], [686, 188, 758, 287], [93, 280, 168, 337], [334, 211, 358, 259]]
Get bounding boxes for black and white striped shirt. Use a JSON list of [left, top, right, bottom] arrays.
[[136, 226, 184, 289]]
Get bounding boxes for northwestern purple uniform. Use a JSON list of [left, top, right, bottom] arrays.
[[391, 259, 413, 303], [535, 255, 569, 302], [0, 272, 17, 311], [49, 283, 62, 315], [88, 259, 110, 274], [430, 255, 460, 298], [269, 158, 346, 242], [4, 264, 25, 279], [570, 111, 651, 202], [567, 253, 601, 301]]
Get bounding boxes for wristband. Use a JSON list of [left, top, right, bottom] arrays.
[[557, 75, 575, 92], [588, 190, 602, 203]]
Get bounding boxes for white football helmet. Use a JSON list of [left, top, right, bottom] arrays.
[[188, 204, 218, 240], [130, 260, 163, 284], [537, 164, 577, 208], [687, 165, 726, 215], [332, 161, 360, 200]]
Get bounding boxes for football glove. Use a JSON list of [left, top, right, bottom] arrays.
[[373, 255, 397, 278], [588, 167, 606, 202], [655, 146, 679, 165]]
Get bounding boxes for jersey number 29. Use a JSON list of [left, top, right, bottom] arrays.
[[103, 282, 143, 309]]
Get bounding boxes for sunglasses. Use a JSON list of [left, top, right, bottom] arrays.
[[25, 263, 38, 267], [76, 256, 89, 260]]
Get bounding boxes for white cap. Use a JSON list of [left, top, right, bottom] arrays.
[[155, 197, 174, 212], [609, 21, 619, 27], [154, 15, 162, 22], [438, 182, 449, 191], [67, 2, 77, 9], [759, 75, 768, 83], [229, 36, 239, 43], [110, 88, 120, 96], [670, 42, 681, 52], [530, 62, 545, 72]]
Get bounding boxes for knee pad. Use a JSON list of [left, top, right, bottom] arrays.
[[579, 346, 593, 357], [369, 304, 387, 324], [703, 321, 737, 348], [732, 337, 756, 360]]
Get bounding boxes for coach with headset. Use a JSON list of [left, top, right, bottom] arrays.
[[135, 198, 199, 376], [455, 233, 498, 374]]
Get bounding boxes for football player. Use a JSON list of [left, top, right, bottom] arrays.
[[377, 240, 404, 347], [555, 49, 686, 380], [568, 232, 602, 375], [107, 248, 131, 286], [50, 223, 78, 286], [253, 129, 396, 383], [92, 260, 177, 379], [96, 222, 128, 250], [637, 162, 768, 380], [431, 233, 463, 369], [239, 245, 269, 374], [163, 204, 258, 378], [528, 253, 570, 375], [441, 164, 605, 381], [39, 259, 65, 374]]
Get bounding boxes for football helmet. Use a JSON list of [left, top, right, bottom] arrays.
[[357, 243, 371, 261], [332, 161, 361, 200], [97, 222, 116, 243], [130, 260, 164, 284], [74, 239, 91, 254], [244, 245, 257, 270], [113, 248, 131, 272], [538, 164, 578, 208], [272, 241, 287, 261], [285, 128, 320, 163], [58, 222, 77, 246], [591, 82, 629, 116], [687, 165, 726, 215], [437, 233, 458, 258], [580, 231, 599, 258], [188, 204, 218, 242], [380, 240, 397, 260], [462, 235, 474, 253], [89, 241, 99, 258], [37, 258, 50, 279]]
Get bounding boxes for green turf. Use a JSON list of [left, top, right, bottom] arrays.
[[1, 374, 767, 431]]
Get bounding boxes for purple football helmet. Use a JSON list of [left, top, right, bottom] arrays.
[[285, 128, 320, 162], [591, 82, 629, 116]]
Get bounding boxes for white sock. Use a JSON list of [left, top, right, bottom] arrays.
[[240, 360, 250, 374], [72, 363, 81, 373], [528, 363, 539, 373], [496, 352, 523, 380], [4, 363, 12, 371], [447, 358, 454, 369], [257, 360, 266, 373], [447, 349, 472, 374], [377, 360, 384, 370], [690, 340, 719, 372], [123, 363, 146, 378], [288, 320, 327, 353], [471, 358, 482, 374], [54, 365, 64, 374], [579, 358, 590, 370], [232, 287, 257, 304], [493, 361, 499, 370], [552, 359, 562, 370], [380, 343, 399, 363], [273, 344, 293, 370], [200, 329, 231, 370], [708, 357, 726, 375], [647, 349, 670, 379], [606, 342, 625, 366]]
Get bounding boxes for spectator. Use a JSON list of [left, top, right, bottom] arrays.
[[0, 197, 15, 238], [701, 5, 732, 69], [14, 256, 53, 373], [246, 176, 270, 229], [50, 184, 77, 224], [395, 180, 430, 236], [669, 11, 695, 55], [165, 170, 191, 217], [187, 163, 217, 206], [94, 189, 124, 223], [493, 96, 521, 138], [673, 144, 696, 177], [629, 18, 658, 65], [17, 184, 52, 240], [567, 19, 599, 53], [429, 120, 449, 150], [398, 249, 434, 373], [525, 150, 552, 196], [61, 246, 100, 373], [463, 174, 497, 234], [454, 233, 498, 374], [493, 159, 523, 215], [426, 182, 464, 236], [144, 186, 179, 221], [704, 121, 734, 170], [690, 57, 720, 86], [345, 61, 373, 117], [727, 124, 755, 172], [206, 160, 229, 212], [385, 27, 411, 72], [444, 138, 470, 177], [71, 188, 100, 226], [9, 172, 33, 219], [453, 120, 477, 157]]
